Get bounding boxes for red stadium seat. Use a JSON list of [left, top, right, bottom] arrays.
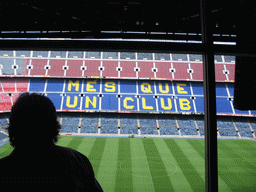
[[190, 62, 203, 81], [1, 78, 15, 92], [225, 64, 235, 81], [16, 78, 28, 92], [0, 93, 12, 111], [155, 62, 172, 79], [102, 61, 119, 77], [47, 59, 65, 77], [215, 63, 227, 81], [65, 60, 83, 77], [84, 60, 101, 77], [120, 61, 136, 78], [30, 59, 47, 76], [137, 61, 154, 78], [172, 62, 190, 80]]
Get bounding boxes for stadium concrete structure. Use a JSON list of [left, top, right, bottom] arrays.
[[0, 50, 256, 142]]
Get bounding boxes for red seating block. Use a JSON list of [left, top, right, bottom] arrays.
[[102, 61, 118, 77], [120, 61, 136, 78], [172, 62, 190, 80], [215, 63, 227, 81], [30, 59, 47, 76], [225, 64, 235, 81], [1, 78, 15, 92], [190, 63, 203, 81], [12, 92, 20, 104], [22, 58, 30, 75], [137, 61, 154, 78], [84, 60, 101, 77], [0, 93, 12, 111], [47, 59, 65, 76], [16, 78, 28, 92], [155, 62, 172, 79], [66, 60, 83, 77]]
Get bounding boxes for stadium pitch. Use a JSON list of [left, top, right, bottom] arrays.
[[0, 136, 255, 191]]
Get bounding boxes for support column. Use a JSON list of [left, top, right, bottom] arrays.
[[200, 0, 218, 191]]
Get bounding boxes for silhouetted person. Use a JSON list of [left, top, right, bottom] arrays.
[[0, 93, 103, 192]]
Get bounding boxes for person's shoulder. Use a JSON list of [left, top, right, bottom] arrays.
[[53, 145, 92, 166], [0, 153, 14, 174]]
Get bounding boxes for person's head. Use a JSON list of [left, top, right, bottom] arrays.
[[8, 92, 61, 148]]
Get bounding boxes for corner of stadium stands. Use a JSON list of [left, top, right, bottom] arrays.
[[0, 50, 255, 142]]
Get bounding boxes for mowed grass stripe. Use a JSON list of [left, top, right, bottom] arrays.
[[142, 138, 174, 192], [67, 136, 84, 150], [226, 140, 256, 172], [88, 137, 107, 177], [114, 138, 133, 192], [218, 140, 256, 191], [96, 138, 119, 192], [0, 143, 13, 159], [165, 139, 204, 192], [187, 139, 232, 192], [154, 139, 193, 192], [130, 138, 155, 192], [57, 136, 74, 147]]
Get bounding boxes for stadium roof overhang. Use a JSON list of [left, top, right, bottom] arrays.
[[0, 1, 255, 192], [0, 1, 238, 42]]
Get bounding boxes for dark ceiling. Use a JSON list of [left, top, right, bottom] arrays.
[[0, 1, 239, 41]]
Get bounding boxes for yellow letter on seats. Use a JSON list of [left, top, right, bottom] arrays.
[[105, 82, 116, 92], [161, 98, 172, 110], [177, 84, 188, 94], [123, 97, 134, 109], [159, 83, 169, 93], [68, 80, 79, 91], [142, 98, 153, 109], [85, 96, 97, 108], [141, 83, 153, 93], [179, 99, 191, 110], [87, 81, 97, 92], [66, 96, 78, 108]]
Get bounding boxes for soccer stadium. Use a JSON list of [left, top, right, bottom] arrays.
[[0, 50, 255, 191], [0, 1, 256, 191]]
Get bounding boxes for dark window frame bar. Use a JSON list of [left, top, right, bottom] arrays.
[[0, 3, 253, 192]]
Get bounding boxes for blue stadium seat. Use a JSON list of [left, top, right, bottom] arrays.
[[216, 98, 233, 114], [50, 51, 66, 58], [120, 52, 135, 60], [100, 114, 118, 134], [46, 79, 65, 92], [155, 53, 171, 60], [16, 58, 23, 75], [0, 58, 14, 75], [217, 117, 238, 137], [139, 115, 158, 135], [0, 51, 13, 57], [189, 54, 202, 61], [60, 113, 80, 133], [158, 115, 179, 135], [120, 114, 138, 135], [68, 51, 84, 58], [0, 132, 8, 140], [85, 52, 101, 59], [103, 52, 118, 59], [137, 53, 153, 60], [177, 116, 198, 136], [33, 51, 49, 57], [29, 78, 46, 92], [80, 113, 99, 133], [234, 118, 253, 137], [16, 51, 31, 57]]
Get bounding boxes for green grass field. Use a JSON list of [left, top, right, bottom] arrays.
[[1, 136, 256, 191]]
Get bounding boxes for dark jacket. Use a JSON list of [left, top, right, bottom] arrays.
[[0, 143, 103, 192]]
